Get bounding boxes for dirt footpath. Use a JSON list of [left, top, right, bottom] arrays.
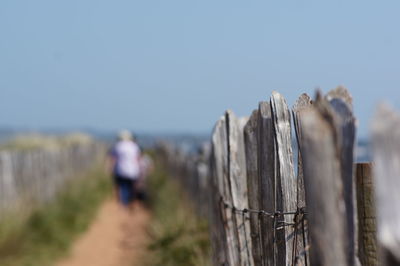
[[56, 200, 151, 266]]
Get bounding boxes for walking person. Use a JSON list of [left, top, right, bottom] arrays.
[[107, 130, 141, 209]]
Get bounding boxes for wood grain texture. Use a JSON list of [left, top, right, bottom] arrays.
[[371, 104, 400, 265], [244, 110, 263, 266], [270, 91, 297, 266], [292, 93, 312, 266], [226, 110, 254, 266], [258, 101, 275, 266], [211, 115, 239, 266], [292, 93, 312, 209], [356, 163, 378, 266], [210, 118, 227, 266], [299, 95, 348, 266]]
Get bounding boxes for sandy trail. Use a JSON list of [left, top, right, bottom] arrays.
[[56, 199, 151, 266]]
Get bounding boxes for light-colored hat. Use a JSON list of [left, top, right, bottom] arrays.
[[118, 130, 133, 141]]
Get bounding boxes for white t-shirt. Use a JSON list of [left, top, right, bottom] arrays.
[[111, 140, 141, 179]]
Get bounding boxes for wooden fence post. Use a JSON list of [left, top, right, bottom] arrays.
[[211, 116, 235, 265], [292, 93, 312, 209], [326, 87, 359, 266], [356, 163, 378, 266], [270, 91, 298, 266], [258, 101, 275, 266], [292, 93, 312, 265], [298, 92, 349, 266], [226, 110, 253, 266], [162, 88, 389, 266], [371, 104, 400, 265], [244, 110, 262, 266]]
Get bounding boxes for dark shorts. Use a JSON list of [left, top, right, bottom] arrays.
[[113, 174, 137, 205]]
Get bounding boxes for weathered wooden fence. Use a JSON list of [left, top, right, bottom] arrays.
[[0, 141, 104, 215], [157, 87, 400, 266]]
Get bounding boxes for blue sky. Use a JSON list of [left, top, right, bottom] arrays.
[[1, 0, 400, 137]]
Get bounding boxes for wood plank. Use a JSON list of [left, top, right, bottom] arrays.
[[244, 110, 262, 266], [326, 87, 358, 266], [211, 116, 238, 265], [371, 104, 400, 265], [356, 163, 378, 266], [270, 91, 297, 266], [292, 93, 312, 266], [226, 110, 254, 266], [258, 101, 275, 266], [299, 93, 348, 266], [292, 93, 312, 209]]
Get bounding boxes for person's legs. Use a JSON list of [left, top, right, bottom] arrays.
[[113, 175, 120, 202], [119, 178, 134, 207]]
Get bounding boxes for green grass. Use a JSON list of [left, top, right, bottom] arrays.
[[0, 164, 112, 266], [144, 157, 211, 266]]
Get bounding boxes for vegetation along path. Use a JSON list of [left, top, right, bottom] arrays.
[[56, 200, 150, 266]]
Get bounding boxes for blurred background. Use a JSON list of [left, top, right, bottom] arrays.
[[1, 0, 400, 140], [0, 0, 399, 265]]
